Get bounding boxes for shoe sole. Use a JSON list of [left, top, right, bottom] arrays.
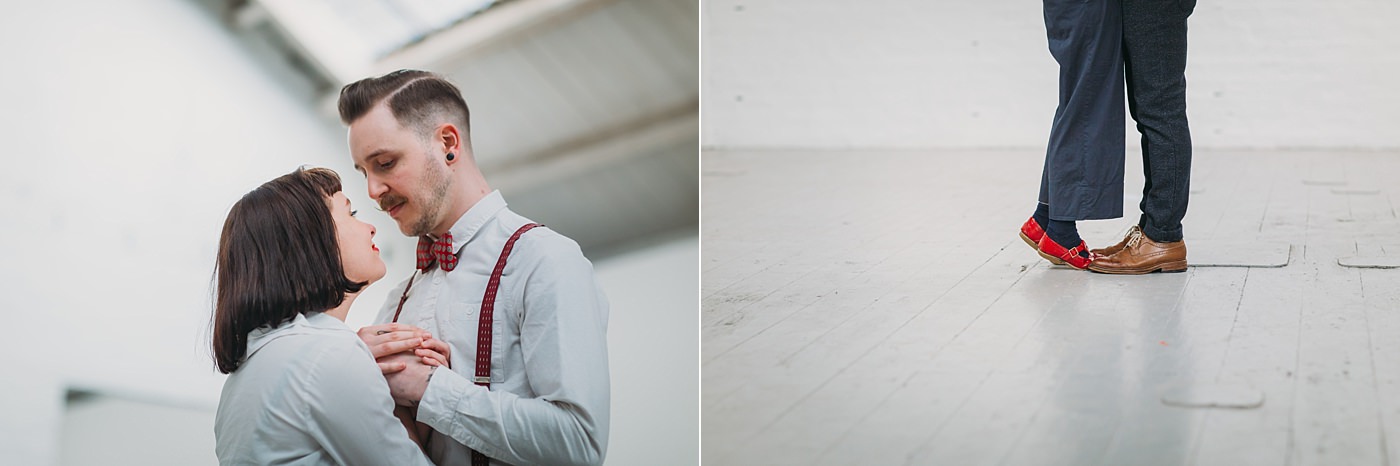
[[1020, 232, 1066, 265], [1088, 260, 1188, 275]]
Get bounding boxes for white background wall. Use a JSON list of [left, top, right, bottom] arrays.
[[702, 0, 1400, 149], [0, 1, 697, 465]]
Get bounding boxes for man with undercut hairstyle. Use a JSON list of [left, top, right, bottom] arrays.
[[343, 69, 610, 466]]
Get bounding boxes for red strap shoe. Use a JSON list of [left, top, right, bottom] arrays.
[[1019, 217, 1065, 265], [1037, 234, 1093, 270]]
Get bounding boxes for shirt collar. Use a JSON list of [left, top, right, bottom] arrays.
[[244, 311, 349, 357], [436, 190, 507, 253]]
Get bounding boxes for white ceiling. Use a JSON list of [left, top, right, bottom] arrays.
[[238, 0, 698, 255]]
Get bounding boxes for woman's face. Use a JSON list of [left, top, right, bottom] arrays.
[[328, 191, 386, 285]]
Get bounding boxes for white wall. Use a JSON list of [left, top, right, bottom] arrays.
[[702, 0, 1400, 149], [0, 1, 698, 464], [592, 233, 700, 466], [0, 1, 357, 463]]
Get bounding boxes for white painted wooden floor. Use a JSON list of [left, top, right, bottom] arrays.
[[701, 149, 1400, 465]]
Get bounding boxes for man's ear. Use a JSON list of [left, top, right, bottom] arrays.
[[436, 123, 462, 155]]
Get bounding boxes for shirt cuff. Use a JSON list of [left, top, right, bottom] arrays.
[[416, 367, 496, 456], [417, 366, 463, 427]]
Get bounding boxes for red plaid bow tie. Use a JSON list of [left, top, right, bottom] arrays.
[[416, 233, 459, 272]]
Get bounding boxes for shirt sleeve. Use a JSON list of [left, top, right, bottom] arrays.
[[304, 341, 436, 466], [417, 236, 611, 466]]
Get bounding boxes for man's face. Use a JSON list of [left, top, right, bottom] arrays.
[[348, 103, 453, 237]]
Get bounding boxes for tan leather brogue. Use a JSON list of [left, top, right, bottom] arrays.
[[1090, 225, 1141, 257], [1087, 228, 1187, 274]]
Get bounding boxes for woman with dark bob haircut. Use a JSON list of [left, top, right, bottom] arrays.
[[211, 167, 439, 465]]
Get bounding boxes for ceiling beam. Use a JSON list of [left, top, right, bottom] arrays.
[[240, 0, 368, 85], [373, 0, 620, 75], [488, 100, 697, 193]]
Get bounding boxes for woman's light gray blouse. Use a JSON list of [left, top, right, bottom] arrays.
[[214, 311, 433, 466]]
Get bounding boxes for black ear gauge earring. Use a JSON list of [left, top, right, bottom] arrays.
[[446, 152, 455, 161]]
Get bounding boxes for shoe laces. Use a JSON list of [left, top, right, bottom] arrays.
[[1126, 228, 1144, 249]]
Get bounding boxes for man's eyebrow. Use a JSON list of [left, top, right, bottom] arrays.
[[353, 149, 393, 174], [365, 149, 393, 162]]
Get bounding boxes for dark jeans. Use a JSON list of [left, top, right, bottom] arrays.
[[1039, 0, 1125, 222], [1124, 0, 1194, 242]]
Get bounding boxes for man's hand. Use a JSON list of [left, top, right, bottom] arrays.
[[417, 337, 451, 369], [383, 352, 436, 407]]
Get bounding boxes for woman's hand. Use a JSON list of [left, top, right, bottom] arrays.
[[358, 323, 429, 373], [358, 323, 450, 371]]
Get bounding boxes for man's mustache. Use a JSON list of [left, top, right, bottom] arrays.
[[378, 193, 407, 212]]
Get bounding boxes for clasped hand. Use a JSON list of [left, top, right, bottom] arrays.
[[357, 323, 450, 406]]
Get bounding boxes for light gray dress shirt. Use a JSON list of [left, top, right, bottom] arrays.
[[376, 190, 611, 466], [214, 311, 434, 466]]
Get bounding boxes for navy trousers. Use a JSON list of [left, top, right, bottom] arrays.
[[1039, 0, 1194, 241], [1039, 0, 1126, 222]]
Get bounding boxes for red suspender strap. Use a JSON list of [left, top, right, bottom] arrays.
[[474, 223, 541, 387], [472, 223, 541, 466]]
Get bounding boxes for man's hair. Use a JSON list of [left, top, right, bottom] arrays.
[[337, 69, 471, 142], [211, 167, 367, 374]]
